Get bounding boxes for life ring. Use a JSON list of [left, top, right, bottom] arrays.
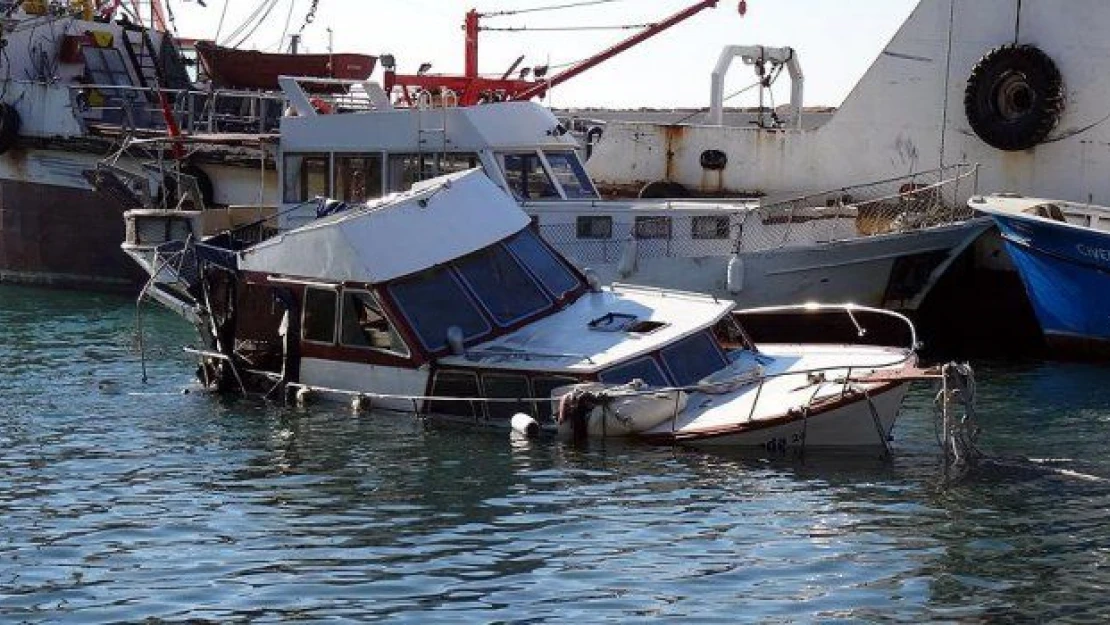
[[638, 180, 689, 199], [0, 103, 22, 155], [964, 44, 1064, 151]]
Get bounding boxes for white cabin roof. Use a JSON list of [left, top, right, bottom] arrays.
[[281, 101, 579, 154], [239, 169, 529, 283]]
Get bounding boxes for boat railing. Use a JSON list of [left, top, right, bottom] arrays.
[[536, 164, 982, 263]]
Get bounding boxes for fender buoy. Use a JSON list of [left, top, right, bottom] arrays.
[[310, 97, 333, 114], [0, 103, 22, 155], [638, 180, 689, 199], [964, 44, 1064, 151]]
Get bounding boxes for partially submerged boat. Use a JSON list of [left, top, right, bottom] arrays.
[[122, 168, 941, 449], [971, 195, 1110, 358]]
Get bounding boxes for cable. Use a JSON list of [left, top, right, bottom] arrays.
[[214, 0, 229, 42], [484, 0, 624, 18], [276, 0, 296, 51], [481, 22, 654, 32]]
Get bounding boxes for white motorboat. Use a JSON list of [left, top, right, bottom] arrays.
[[122, 168, 944, 450]]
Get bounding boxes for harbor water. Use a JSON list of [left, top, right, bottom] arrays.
[[3, 284, 1110, 622]]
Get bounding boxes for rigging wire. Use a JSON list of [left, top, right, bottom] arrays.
[[276, 0, 296, 51], [483, 0, 624, 17], [222, 0, 279, 47], [214, 0, 229, 42], [481, 22, 654, 32]]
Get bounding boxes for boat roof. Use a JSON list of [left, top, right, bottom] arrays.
[[438, 284, 735, 373], [280, 100, 580, 154], [239, 169, 529, 283]]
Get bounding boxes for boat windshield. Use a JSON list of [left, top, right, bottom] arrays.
[[543, 151, 599, 199], [660, 331, 728, 387], [504, 229, 581, 299], [455, 244, 551, 326], [388, 267, 491, 351], [500, 152, 560, 201]]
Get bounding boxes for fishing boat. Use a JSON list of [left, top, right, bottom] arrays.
[[120, 168, 943, 449], [194, 41, 377, 91], [970, 195, 1110, 358]]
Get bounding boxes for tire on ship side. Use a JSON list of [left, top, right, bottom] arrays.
[[638, 180, 689, 199], [0, 103, 22, 155], [964, 44, 1064, 151]]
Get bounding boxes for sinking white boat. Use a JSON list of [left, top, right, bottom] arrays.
[[122, 168, 944, 450]]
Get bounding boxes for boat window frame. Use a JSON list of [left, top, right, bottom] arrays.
[[539, 150, 600, 199], [427, 370, 483, 419], [333, 152, 386, 204], [497, 150, 563, 201], [576, 215, 613, 240], [301, 285, 340, 345], [691, 215, 732, 240], [338, 288, 411, 358], [386, 265, 493, 354], [503, 228, 583, 301], [386, 152, 483, 192], [659, 330, 730, 387], [634, 215, 673, 240], [598, 356, 670, 387], [283, 152, 332, 203], [480, 372, 534, 421], [453, 241, 553, 328]]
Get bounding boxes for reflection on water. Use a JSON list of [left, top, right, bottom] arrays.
[[2, 285, 1110, 622]]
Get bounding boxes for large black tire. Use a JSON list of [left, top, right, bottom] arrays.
[[638, 180, 689, 199], [964, 44, 1064, 151], [0, 103, 22, 155]]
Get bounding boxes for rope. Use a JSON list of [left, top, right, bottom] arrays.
[[483, 0, 624, 18]]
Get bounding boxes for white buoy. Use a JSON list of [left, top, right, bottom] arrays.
[[510, 413, 540, 439], [726, 253, 745, 293]]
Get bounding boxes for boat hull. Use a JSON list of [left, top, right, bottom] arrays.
[[195, 42, 377, 91], [992, 213, 1110, 357]]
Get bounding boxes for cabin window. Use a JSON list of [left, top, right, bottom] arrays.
[[543, 151, 599, 199], [302, 287, 338, 344], [599, 357, 669, 387], [387, 153, 481, 192], [339, 290, 409, 356], [455, 244, 551, 326], [428, 371, 482, 419], [660, 331, 728, 387], [505, 229, 581, 299], [334, 154, 384, 203], [691, 215, 731, 240], [532, 376, 580, 423], [388, 266, 491, 352], [635, 216, 672, 240], [576, 215, 612, 239], [284, 154, 330, 203], [482, 374, 533, 421], [501, 152, 560, 201]]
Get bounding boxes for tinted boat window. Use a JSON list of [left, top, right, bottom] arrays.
[[599, 356, 669, 387], [302, 287, 338, 344], [502, 152, 559, 201], [482, 374, 532, 421], [544, 151, 599, 199], [339, 290, 409, 356], [660, 331, 728, 387], [389, 267, 490, 352], [505, 229, 581, 299], [455, 245, 550, 326], [428, 371, 481, 418]]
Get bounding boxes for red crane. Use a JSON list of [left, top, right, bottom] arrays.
[[384, 0, 735, 107]]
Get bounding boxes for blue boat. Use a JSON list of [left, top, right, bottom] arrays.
[[972, 194, 1110, 358]]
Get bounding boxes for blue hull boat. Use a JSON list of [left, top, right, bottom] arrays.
[[972, 195, 1110, 357]]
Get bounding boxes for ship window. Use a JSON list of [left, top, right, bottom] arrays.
[[635, 216, 672, 240], [505, 229, 581, 299], [302, 287, 338, 344], [428, 371, 481, 419], [455, 244, 550, 326], [388, 266, 491, 352], [599, 357, 669, 387], [576, 215, 612, 239], [387, 153, 481, 192], [543, 151, 599, 199], [339, 290, 409, 356], [334, 154, 384, 203], [532, 376, 579, 423], [284, 154, 330, 202], [501, 152, 559, 201], [692, 215, 731, 240], [660, 331, 728, 387], [482, 374, 533, 421]]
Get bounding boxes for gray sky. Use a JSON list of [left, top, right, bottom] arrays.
[[170, 0, 920, 109]]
